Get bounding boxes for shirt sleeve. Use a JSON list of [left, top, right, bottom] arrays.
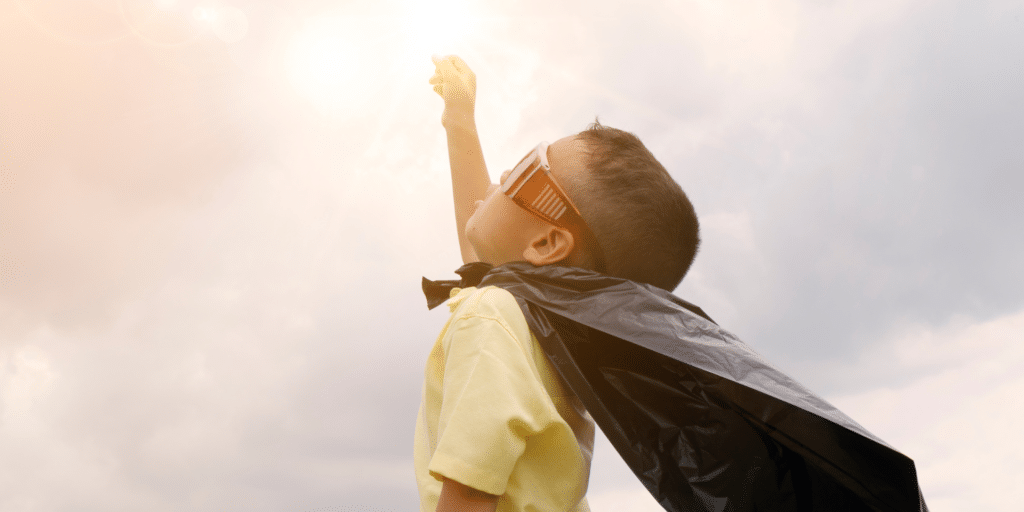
[[427, 295, 558, 496]]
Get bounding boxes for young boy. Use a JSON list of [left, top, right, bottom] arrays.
[[415, 55, 700, 512]]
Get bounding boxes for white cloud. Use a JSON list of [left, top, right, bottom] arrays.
[[586, 428, 667, 512], [829, 308, 1024, 511], [1, 345, 57, 419], [676, 209, 772, 332], [588, 487, 664, 512]]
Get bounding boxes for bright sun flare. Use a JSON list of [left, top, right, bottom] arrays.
[[287, 17, 367, 114], [286, 0, 481, 115]]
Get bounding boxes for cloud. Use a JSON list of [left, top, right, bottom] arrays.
[[588, 488, 664, 512], [0, 2, 256, 339], [829, 307, 1024, 511], [627, 0, 1024, 372]]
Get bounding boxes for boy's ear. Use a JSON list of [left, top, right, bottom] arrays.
[[523, 226, 576, 266]]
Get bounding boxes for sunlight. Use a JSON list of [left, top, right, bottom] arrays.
[[278, 6, 501, 211], [192, 3, 248, 44], [284, 1, 489, 116], [15, 0, 133, 45], [286, 16, 376, 115], [394, 0, 479, 58]]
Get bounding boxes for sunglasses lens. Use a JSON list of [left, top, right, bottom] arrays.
[[532, 184, 567, 221]]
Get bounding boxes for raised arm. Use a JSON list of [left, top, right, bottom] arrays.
[[430, 55, 490, 264]]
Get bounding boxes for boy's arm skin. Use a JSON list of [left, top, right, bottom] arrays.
[[436, 477, 499, 512], [428, 56, 501, 512], [430, 55, 489, 264]]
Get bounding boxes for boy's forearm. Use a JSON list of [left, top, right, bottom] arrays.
[[445, 120, 490, 264]]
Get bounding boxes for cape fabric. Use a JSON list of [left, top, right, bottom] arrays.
[[422, 262, 928, 512]]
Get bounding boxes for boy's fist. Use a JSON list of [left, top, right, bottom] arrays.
[[430, 54, 477, 130]]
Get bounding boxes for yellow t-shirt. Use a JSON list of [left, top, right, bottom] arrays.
[[414, 286, 595, 512]]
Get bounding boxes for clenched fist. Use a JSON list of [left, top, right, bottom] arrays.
[[430, 54, 477, 130]]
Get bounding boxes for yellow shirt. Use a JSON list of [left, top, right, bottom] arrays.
[[414, 286, 595, 512]]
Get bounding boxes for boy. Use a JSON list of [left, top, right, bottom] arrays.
[[415, 55, 700, 512]]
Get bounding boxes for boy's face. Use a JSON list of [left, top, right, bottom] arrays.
[[466, 135, 589, 266]]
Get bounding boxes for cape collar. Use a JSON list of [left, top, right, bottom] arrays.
[[421, 262, 495, 310]]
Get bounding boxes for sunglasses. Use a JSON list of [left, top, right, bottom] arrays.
[[501, 142, 606, 271]]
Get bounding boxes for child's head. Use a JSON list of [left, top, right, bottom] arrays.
[[572, 121, 700, 290], [465, 120, 700, 291]]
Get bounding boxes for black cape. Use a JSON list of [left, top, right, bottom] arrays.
[[422, 262, 928, 512]]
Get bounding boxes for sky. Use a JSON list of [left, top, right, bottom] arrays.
[[1, 0, 1022, 510]]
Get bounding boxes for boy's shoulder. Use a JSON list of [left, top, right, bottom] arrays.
[[443, 283, 577, 402], [447, 285, 521, 320], [444, 285, 535, 354]]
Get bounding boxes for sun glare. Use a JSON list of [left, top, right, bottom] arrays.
[[285, 0, 486, 114], [287, 17, 369, 114], [395, 0, 479, 58], [192, 3, 249, 44]]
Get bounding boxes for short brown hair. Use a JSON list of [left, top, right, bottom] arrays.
[[570, 120, 700, 291]]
